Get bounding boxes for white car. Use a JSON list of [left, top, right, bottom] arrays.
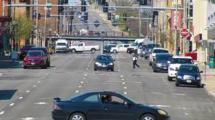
[[149, 48, 169, 66], [69, 42, 100, 53], [110, 44, 130, 53], [168, 56, 194, 81]]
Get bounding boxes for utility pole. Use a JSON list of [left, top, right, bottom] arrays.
[[175, 0, 179, 55], [43, 0, 48, 47], [139, 6, 142, 37]]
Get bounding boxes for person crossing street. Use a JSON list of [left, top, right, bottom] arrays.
[[133, 52, 140, 69]]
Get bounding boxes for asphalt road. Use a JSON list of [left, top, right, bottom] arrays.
[[0, 53, 215, 120]]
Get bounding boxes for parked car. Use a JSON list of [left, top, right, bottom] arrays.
[[52, 91, 169, 120], [55, 39, 69, 53], [176, 64, 203, 87], [127, 43, 138, 54], [103, 44, 117, 53], [168, 56, 193, 81], [30, 47, 50, 67], [151, 53, 173, 72], [23, 50, 48, 69], [149, 48, 169, 66], [19, 45, 35, 60], [69, 42, 100, 53], [142, 44, 160, 59], [110, 44, 130, 53], [94, 54, 114, 71]]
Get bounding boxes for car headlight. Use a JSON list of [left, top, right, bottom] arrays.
[[156, 63, 162, 67], [109, 63, 113, 65], [95, 62, 102, 66], [177, 76, 183, 79], [196, 77, 201, 80], [158, 109, 167, 116]]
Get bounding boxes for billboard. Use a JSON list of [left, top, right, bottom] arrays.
[[171, 10, 182, 31]]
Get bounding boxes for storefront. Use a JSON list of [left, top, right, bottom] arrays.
[[0, 16, 11, 56]]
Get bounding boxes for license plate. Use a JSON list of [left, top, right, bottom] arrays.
[[31, 62, 35, 65], [186, 80, 192, 83]]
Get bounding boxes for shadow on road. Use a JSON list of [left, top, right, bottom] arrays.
[[0, 56, 22, 69], [0, 90, 17, 100]]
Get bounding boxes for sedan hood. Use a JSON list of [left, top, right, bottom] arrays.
[[96, 60, 112, 65]]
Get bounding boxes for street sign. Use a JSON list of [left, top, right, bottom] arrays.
[[94, 20, 100, 27], [181, 28, 189, 38]]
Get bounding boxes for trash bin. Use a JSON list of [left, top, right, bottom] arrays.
[[209, 56, 214, 68]]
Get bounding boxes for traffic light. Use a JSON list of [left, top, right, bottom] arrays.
[[152, 11, 158, 27], [81, 0, 87, 12], [47, 8, 51, 17], [123, 13, 127, 21], [103, 2, 108, 13], [139, 0, 148, 5], [84, 12, 88, 21]]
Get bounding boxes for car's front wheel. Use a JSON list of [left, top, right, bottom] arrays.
[[140, 114, 156, 120], [69, 113, 86, 120], [168, 76, 172, 81]]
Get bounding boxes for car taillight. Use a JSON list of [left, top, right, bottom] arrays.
[[23, 57, 28, 62]]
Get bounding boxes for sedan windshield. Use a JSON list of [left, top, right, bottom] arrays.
[[171, 58, 192, 64], [154, 49, 168, 53], [96, 55, 113, 61], [156, 55, 172, 61], [179, 66, 199, 73], [27, 51, 42, 57]]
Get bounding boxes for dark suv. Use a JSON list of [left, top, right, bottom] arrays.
[[151, 53, 172, 72], [19, 45, 35, 60]]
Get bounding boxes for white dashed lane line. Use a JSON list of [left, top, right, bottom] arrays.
[[9, 103, 15, 107], [19, 96, 23, 100], [33, 85, 37, 88], [34, 102, 48, 105], [0, 111, 5, 115], [26, 90, 31, 93], [21, 117, 35, 120], [75, 90, 79, 93], [0, 73, 3, 77]]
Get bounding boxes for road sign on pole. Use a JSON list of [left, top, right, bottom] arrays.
[[181, 28, 189, 38]]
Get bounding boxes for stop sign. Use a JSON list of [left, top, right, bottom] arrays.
[[181, 28, 189, 37]]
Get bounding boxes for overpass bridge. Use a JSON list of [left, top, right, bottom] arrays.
[[46, 35, 141, 42]]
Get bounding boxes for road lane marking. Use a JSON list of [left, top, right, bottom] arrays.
[[121, 78, 125, 81], [33, 85, 37, 88], [26, 90, 31, 93], [80, 81, 84, 84], [83, 77, 86, 80], [123, 86, 127, 89], [122, 82, 126, 85], [149, 105, 171, 108], [19, 96, 23, 100], [35, 102, 47, 105], [174, 93, 186, 96], [84, 73, 88, 77], [120, 75, 124, 78], [9, 103, 15, 106], [21, 117, 35, 120], [0, 73, 2, 77], [123, 92, 127, 95], [78, 85, 82, 88], [37, 81, 41, 84], [0, 111, 5, 115], [185, 113, 189, 116], [75, 90, 79, 93]]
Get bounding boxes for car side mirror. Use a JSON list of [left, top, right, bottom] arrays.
[[54, 97, 61, 102]]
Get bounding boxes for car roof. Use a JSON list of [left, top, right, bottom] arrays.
[[28, 50, 44, 53], [172, 56, 192, 59], [153, 47, 168, 50]]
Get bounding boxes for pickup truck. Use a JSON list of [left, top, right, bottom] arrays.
[[110, 44, 130, 53], [69, 42, 100, 53]]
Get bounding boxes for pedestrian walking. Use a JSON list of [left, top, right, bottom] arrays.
[[133, 53, 140, 69]]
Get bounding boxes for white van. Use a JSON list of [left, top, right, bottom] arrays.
[[55, 39, 69, 53]]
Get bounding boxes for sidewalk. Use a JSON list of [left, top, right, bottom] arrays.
[[198, 63, 215, 97], [90, 4, 129, 36], [0, 56, 22, 69]]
